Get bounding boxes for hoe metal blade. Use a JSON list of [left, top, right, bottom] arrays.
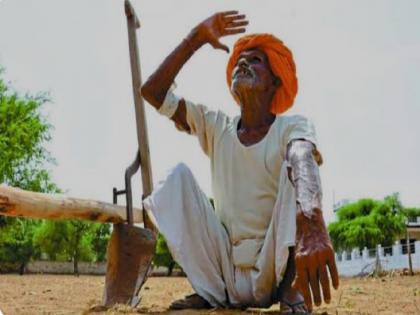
[[103, 224, 156, 306]]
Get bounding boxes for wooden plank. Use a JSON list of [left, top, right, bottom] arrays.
[[0, 185, 143, 224]]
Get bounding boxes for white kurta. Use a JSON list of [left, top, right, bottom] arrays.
[[144, 92, 317, 308]]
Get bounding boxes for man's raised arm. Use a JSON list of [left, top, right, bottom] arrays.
[[141, 11, 248, 131]]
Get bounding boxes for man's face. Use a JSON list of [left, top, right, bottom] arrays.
[[231, 49, 279, 95]]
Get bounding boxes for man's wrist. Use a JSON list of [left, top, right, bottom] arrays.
[[186, 28, 206, 51], [296, 208, 327, 236]]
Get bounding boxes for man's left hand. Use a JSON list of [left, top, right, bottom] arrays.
[[293, 208, 339, 311]]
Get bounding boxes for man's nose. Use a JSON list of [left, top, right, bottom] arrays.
[[237, 57, 249, 68]]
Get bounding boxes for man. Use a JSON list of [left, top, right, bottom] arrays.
[[141, 11, 338, 314]]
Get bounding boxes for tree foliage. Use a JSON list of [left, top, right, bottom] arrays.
[[0, 69, 111, 274], [328, 196, 406, 251], [91, 223, 111, 262], [33, 220, 110, 274], [0, 69, 57, 192], [404, 207, 420, 221], [153, 233, 178, 276], [0, 218, 41, 274], [0, 69, 59, 272]]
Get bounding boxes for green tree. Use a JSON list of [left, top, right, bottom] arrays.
[[0, 70, 112, 274], [0, 218, 41, 274], [0, 69, 59, 273], [328, 197, 406, 252], [33, 220, 109, 275], [383, 193, 420, 221], [0, 70, 57, 191], [403, 207, 420, 225], [153, 233, 178, 276], [91, 223, 112, 262], [383, 193, 420, 275]]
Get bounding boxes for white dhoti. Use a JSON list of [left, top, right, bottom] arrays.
[[143, 162, 297, 308]]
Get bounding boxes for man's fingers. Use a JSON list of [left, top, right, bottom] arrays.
[[224, 28, 246, 36], [226, 21, 249, 28], [319, 263, 331, 304], [222, 10, 239, 16], [327, 258, 340, 289], [295, 264, 313, 311], [224, 14, 246, 23], [301, 278, 313, 311], [308, 266, 322, 307], [211, 40, 230, 53]]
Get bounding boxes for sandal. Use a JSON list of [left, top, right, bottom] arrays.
[[279, 288, 310, 314], [279, 298, 310, 314], [169, 293, 212, 310]]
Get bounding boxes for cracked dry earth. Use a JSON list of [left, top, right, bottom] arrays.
[[0, 273, 419, 315]]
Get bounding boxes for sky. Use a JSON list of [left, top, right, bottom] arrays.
[[0, 0, 419, 223]]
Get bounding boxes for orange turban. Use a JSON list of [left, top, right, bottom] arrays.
[[226, 33, 298, 114]]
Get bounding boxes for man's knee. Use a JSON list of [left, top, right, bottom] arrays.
[[171, 162, 193, 179]]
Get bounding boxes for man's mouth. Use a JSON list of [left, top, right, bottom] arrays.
[[234, 67, 253, 79]]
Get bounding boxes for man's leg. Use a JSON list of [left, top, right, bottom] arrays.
[[277, 247, 307, 314], [252, 232, 307, 313], [251, 164, 308, 313], [143, 163, 235, 308]]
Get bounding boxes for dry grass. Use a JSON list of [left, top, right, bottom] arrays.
[[0, 273, 419, 314]]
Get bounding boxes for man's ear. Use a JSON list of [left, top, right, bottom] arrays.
[[272, 76, 281, 87]]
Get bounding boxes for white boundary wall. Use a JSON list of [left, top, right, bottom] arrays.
[[26, 261, 106, 274], [335, 241, 420, 277], [26, 261, 175, 276], [25, 241, 420, 277]]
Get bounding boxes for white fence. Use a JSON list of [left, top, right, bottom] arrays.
[[25, 241, 420, 277], [25, 260, 177, 276], [26, 260, 106, 274], [335, 241, 420, 277]]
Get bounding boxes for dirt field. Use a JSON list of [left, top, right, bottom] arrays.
[[0, 274, 419, 315]]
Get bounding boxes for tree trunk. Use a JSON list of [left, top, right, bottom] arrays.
[[19, 262, 25, 275], [74, 257, 79, 276], [373, 246, 383, 277], [74, 243, 79, 276], [167, 262, 174, 276], [406, 230, 414, 276], [0, 185, 143, 224]]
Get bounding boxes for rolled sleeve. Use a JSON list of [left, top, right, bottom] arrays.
[[285, 115, 318, 147], [158, 88, 180, 118]]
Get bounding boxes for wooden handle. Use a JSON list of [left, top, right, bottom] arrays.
[[125, 1, 156, 232], [124, 0, 140, 28]]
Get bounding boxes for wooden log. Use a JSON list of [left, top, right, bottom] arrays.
[[0, 185, 143, 224]]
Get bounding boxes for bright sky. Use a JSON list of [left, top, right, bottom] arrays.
[[0, 0, 419, 223]]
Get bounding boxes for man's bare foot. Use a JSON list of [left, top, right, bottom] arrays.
[[279, 286, 309, 314], [169, 293, 212, 310]]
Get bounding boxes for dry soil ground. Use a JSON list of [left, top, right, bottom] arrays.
[[0, 274, 419, 315]]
